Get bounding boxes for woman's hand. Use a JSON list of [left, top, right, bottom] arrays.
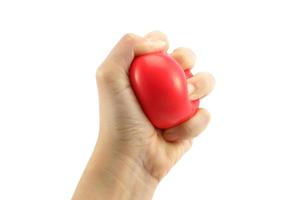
[[72, 31, 215, 200]]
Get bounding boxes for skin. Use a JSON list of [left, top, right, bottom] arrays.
[[72, 31, 215, 200]]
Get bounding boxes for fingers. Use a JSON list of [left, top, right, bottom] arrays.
[[187, 72, 215, 100], [171, 47, 196, 70], [162, 108, 211, 142], [170, 47, 215, 100]]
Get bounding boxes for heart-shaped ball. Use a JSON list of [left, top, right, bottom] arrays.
[[129, 52, 199, 129]]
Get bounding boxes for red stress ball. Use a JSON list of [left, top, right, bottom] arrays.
[[129, 52, 200, 129]]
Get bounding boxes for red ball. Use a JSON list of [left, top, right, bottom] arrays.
[[129, 52, 199, 129]]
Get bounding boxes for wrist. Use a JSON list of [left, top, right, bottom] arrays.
[[73, 138, 158, 200]]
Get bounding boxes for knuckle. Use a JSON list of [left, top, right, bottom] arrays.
[[182, 47, 195, 55], [121, 33, 137, 43], [172, 49, 184, 58], [181, 124, 195, 137], [95, 67, 104, 80], [201, 109, 211, 123], [195, 109, 211, 132], [96, 66, 112, 83], [172, 53, 185, 65], [174, 47, 191, 54], [173, 47, 196, 59], [96, 65, 126, 94], [193, 73, 210, 89]]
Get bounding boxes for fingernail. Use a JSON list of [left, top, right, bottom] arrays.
[[164, 132, 179, 142], [187, 83, 195, 95]]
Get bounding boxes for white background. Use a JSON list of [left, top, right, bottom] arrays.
[[0, 0, 300, 199]]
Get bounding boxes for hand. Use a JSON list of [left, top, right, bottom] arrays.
[[72, 31, 215, 200]]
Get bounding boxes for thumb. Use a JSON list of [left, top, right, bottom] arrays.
[[100, 33, 167, 73]]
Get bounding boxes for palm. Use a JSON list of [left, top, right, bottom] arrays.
[[100, 84, 191, 181]]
